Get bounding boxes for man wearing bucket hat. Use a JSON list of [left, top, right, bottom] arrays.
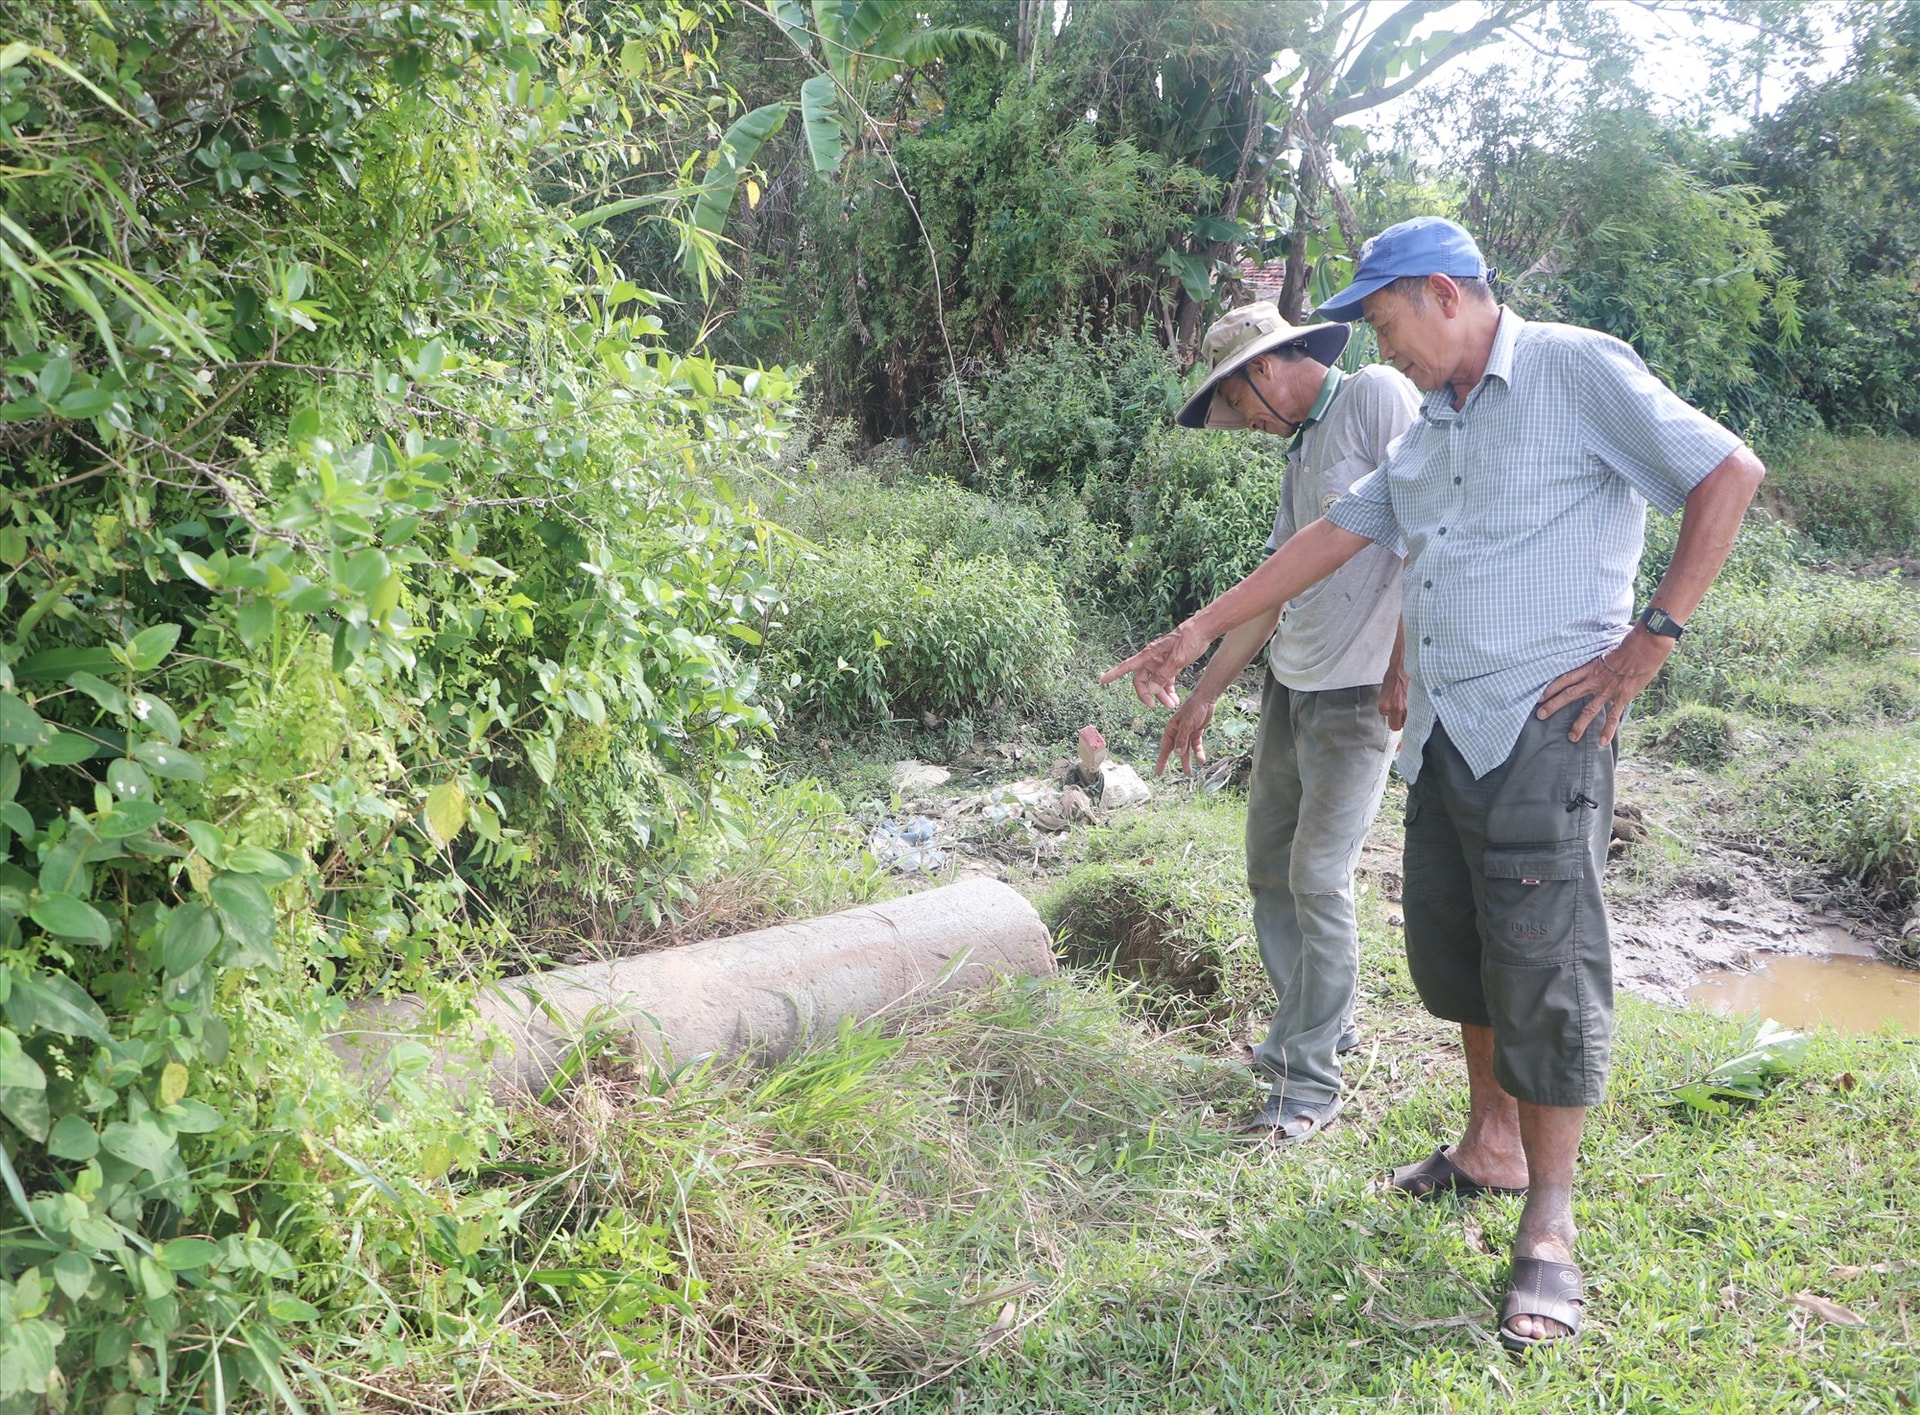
[[1163, 301, 1419, 1145], [1105, 216, 1766, 1353]]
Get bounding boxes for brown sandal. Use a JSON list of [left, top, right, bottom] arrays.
[[1498, 1257, 1584, 1353], [1383, 1146, 1528, 1200]]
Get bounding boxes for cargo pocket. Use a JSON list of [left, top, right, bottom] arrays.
[[1479, 842, 1585, 964]]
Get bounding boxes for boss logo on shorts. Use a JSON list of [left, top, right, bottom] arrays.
[[1509, 920, 1550, 940]]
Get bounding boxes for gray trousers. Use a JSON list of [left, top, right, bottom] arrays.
[[1245, 673, 1394, 1107]]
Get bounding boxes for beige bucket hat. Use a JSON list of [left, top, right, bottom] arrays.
[[1175, 301, 1351, 430]]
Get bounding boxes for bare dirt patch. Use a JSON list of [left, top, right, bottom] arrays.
[[1351, 757, 1908, 1010]]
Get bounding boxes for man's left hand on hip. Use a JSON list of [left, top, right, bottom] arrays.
[[1535, 629, 1677, 746]]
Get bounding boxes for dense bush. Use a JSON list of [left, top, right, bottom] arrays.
[[767, 540, 1073, 725], [1105, 425, 1292, 626], [1762, 432, 1920, 557], [921, 325, 1183, 497], [0, 1, 790, 1403]]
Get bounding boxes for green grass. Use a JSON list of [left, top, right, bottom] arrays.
[[390, 910, 1917, 1412], [1763, 431, 1920, 558]]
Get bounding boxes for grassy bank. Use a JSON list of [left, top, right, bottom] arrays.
[[336, 776, 1920, 1413], [321, 433, 1920, 1411], [395, 859, 1917, 1412]]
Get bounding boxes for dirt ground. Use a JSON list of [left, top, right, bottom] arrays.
[[892, 733, 1910, 1009]]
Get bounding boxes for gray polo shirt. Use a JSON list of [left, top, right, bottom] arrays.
[[1265, 363, 1420, 692], [1326, 309, 1744, 782]]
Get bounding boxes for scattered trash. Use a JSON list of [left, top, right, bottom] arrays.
[[891, 760, 951, 792], [868, 816, 948, 874], [1097, 760, 1152, 810]]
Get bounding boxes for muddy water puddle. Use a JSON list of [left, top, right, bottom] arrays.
[[1690, 949, 1920, 1036]]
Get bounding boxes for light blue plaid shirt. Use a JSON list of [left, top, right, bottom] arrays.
[[1326, 309, 1744, 782]]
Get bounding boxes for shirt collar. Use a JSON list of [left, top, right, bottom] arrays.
[[1418, 306, 1524, 422], [1302, 365, 1344, 429], [1482, 306, 1523, 387]]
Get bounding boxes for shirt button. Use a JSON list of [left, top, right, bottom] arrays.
[[1438, 527, 1448, 535], [1422, 636, 1432, 646], [1423, 579, 1433, 589], [1453, 476, 1462, 485]]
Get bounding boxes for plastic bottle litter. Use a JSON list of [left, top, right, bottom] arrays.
[[868, 816, 948, 874]]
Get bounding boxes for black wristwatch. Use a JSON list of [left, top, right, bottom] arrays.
[[1638, 605, 1685, 640]]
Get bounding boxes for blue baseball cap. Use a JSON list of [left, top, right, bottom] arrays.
[[1313, 216, 1493, 323]]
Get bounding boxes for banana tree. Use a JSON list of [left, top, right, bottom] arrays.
[[690, 0, 1003, 247]]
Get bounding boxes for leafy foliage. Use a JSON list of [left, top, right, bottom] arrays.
[[0, 0, 796, 1402], [1658, 1013, 1809, 1116], [767, 540, 1072, 725], [1741, 4, 1920, 435]]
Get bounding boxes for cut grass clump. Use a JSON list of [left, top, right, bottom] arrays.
[[1764, 429, 1920, 558], [1045, 862, 1227, 1001], [1659, 702, 1738, 768], [1038, 793, 1261, 1028]]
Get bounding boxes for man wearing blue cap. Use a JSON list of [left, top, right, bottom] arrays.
[[1165, 301, 1419, 1145], [1105, 216, 1767, 1352]]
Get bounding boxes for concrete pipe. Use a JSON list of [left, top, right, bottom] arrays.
[[337, 876, 1054, 1096]]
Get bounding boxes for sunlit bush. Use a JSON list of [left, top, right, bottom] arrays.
[[767, 540, 1073, 724]]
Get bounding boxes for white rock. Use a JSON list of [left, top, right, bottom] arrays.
[[1097, 761, 1152, 809], [890, 760, 951, 791]]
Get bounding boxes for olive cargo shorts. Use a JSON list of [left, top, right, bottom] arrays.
[[1402, 701, 1616, 1108]]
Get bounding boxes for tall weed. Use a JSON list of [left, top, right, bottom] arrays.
[[767, 540, 1074, 724], [1763, 431, 1920, 557], [1781, 731, 1920, 903]]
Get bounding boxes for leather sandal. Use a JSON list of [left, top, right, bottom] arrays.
[[1498, 1257, 1584, 1353], [1382, 1146, 1528, 1200]]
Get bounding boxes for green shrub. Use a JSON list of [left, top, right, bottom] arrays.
[[1762, 431, 1920, 558], [1660, 704, 1738, 768], [921, 325, 1183, 497], [1104, 423, 1291, 626], [1781, 732, 1920, 903], [768, 540, 1073, 724]]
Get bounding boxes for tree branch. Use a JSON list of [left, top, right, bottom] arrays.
[[1313, 1, 1550, 128]]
